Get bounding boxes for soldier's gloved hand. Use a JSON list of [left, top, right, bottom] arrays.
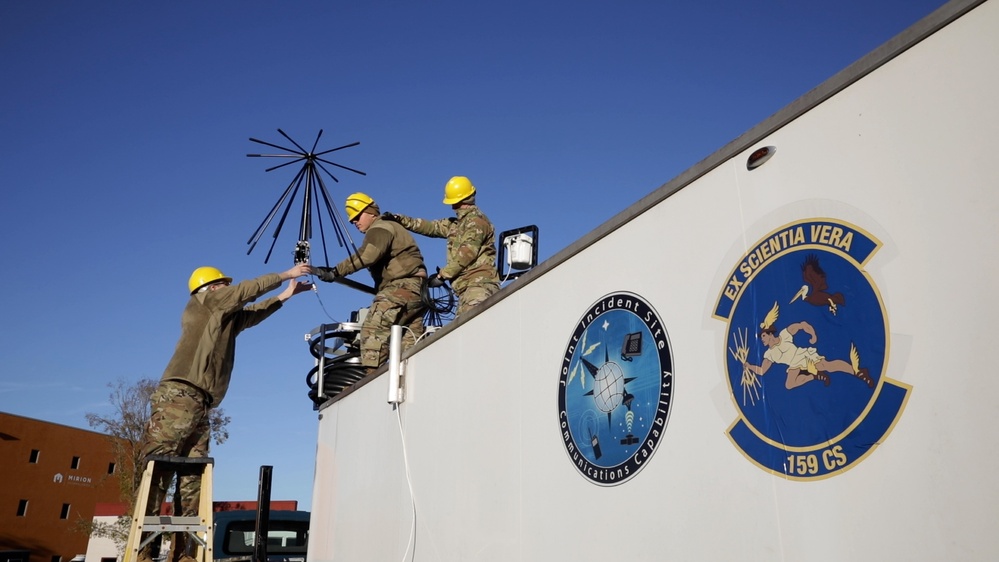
[[427, 273, 446, 288], [314, 266, 339, 283], [381, 212, 398, 222]]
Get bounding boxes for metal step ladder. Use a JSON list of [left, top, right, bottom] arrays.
[[124, 455, 215, 562]]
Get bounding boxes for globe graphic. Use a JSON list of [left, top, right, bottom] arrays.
[[591, 361, 625, 413]]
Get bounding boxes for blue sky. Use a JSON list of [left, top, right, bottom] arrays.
[[1, 0, 946, 511]]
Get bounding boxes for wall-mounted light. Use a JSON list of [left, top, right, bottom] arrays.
[[747, 145, 777, 170]]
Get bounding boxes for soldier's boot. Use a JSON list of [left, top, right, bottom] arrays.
[[136, 544, 155, 562], [172, 532, 199, 562]]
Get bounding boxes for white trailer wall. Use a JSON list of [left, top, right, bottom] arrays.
[[308, 1, 998, 560]]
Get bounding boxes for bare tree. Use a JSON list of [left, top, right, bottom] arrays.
[[80, 378, 231, 550], [86, 378, 156, 501]]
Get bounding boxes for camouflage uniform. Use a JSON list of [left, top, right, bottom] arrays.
[[141, 381, 210, 519], [328, 216, 427, 368], [394, 204, 500, 316], [138, 273, 287, 519]]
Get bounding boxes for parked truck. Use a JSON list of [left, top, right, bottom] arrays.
[[212, 510, 308, 562]]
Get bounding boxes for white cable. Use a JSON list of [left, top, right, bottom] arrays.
[[392, 325, 429, 561], [308, 274, 341, 323], [415, 328, 434, 344], [396, 405, 417, 562], [396, 323, 435, 345]]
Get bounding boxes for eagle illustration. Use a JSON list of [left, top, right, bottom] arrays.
[[789, 254, 846, 315]]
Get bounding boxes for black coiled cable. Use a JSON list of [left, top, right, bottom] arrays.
[[421, 275, 455, 327], [306, 351, 368, 405]]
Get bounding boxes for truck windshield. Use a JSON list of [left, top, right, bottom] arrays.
[[222, 520, 309, 555]]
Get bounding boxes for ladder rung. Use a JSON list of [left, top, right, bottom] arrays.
[[141, 524, 209, 533], [143, 516, 205, 525], [125, 456, 214, 562]]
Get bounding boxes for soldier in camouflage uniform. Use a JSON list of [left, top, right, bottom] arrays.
[[386, 176, 500, 316], [315, 192, 427, 370], [136, 263, 312, 562]]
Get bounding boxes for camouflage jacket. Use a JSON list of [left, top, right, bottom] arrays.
[[161, 273, 285, 406], [333, 217, 427, 291], [394, 205, 499, 293]]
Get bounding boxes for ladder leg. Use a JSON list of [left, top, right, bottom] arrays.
[[123, 459, 157, 562], [198, 462, 214, 562]]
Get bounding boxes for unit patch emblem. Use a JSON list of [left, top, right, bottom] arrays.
[[558, 292, 674, 485], [713, 219, 910, 479]]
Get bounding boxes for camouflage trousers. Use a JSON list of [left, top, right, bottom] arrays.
[[455, 281, 500, 317], [138, 380, 211, 517], [361, 277, 426, 369]]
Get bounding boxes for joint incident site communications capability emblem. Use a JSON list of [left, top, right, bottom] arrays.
[[558, 292, 674, 485]]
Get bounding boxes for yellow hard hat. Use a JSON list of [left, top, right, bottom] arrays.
[[345, 192, 375, 221], [443, 176, 476, 205], [188, 266, 232, 294]]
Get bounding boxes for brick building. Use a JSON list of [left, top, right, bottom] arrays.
[[1, 412, 123, 562]]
